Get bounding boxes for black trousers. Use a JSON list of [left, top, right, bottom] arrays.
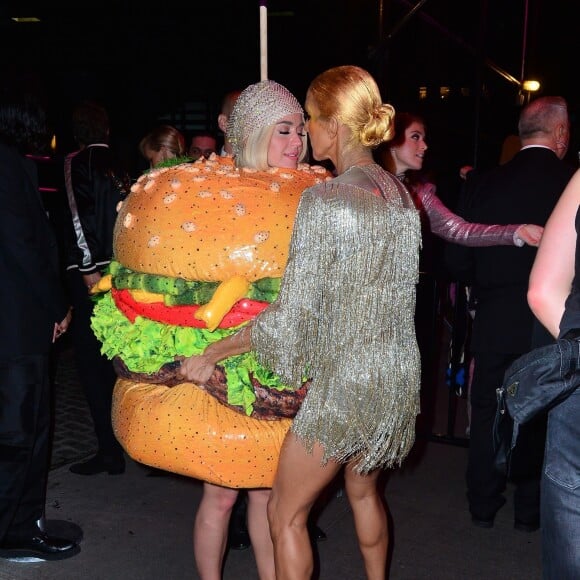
[[0, 354, 51, 541], [467, 350, 545, 523], [66, 270, 124, 463]]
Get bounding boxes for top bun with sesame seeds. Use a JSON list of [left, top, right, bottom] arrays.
[[114, 156, 328, 282]]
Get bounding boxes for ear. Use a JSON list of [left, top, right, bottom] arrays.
[[326, 117, 339, 139], [217, 113, 228, 134], [558, 123, 568, 140], [551, 122, 564, 141]]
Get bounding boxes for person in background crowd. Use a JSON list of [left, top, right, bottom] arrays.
[[180, 65, 422, 580], [379, 111, 544, 437], [445, 96, 575, 533], [188, 131, 217, 161], [0, 87, 79, 561], [217, 90, 242, 156], [64, 100, 131, 476], [379, 112, 543, 248], [527, 168, 580, 579], [139, 124, 187, 169]]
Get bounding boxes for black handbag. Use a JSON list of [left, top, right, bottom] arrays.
[[493, 331, 580, 476]]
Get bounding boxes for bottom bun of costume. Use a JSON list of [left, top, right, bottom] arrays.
[[112, 378, 291, 488]]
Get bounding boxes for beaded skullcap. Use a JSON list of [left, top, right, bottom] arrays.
[[226, 80, 303, 158]]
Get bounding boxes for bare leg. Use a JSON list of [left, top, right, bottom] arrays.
[[247, 489, 275, 580], [267, 434, 342, 580], [194, 482, 238, 580], [344, 463, 387, 580]]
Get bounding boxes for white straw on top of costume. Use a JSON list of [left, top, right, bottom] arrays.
[[260, 0, 268, 81]]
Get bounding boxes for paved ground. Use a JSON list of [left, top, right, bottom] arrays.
[[0, 330, 543, 579], [50, 343, 98, 470]]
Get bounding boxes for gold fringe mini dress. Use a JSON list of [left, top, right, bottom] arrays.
[[251, 164, 422, 473]]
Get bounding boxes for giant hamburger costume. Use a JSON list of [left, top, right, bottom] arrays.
[[91, 82, 331, 488]]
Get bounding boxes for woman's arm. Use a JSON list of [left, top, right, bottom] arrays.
[[528, 170, 580, 338], [178, 324, 252, 384], [416, 182, 542, 247]]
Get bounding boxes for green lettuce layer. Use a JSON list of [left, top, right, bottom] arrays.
[[91, 292, 289, 415]]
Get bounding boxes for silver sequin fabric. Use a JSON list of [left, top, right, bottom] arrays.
[[415, 182, 519, 246], [251, 164, 422, 473]]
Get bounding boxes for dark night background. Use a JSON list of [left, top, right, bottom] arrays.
[[1, 0, 578, 182]]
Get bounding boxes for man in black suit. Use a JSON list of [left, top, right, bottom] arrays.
[[445, 96, 574, 531], [0, 90, 79, 560]]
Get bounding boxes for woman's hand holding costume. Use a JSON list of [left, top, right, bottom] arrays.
[[179, 324, 252, 384], [178, 353, 216, 385]]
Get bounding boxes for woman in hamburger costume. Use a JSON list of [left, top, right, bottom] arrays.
[[180, 65, 422, 579], [91, 80, 330, 579]]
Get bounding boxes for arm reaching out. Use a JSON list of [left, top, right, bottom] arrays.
[[417, 182, 537, 247]]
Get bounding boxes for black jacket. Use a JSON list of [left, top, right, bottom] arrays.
[[64, 144, 130, 274], [445, 147, 575, 354], [0, 143, 68, 356]]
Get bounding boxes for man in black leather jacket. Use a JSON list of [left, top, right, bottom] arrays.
[[64, 100, 130, 475]]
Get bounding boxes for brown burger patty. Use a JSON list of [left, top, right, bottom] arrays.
[[112, 357, 308, 420]]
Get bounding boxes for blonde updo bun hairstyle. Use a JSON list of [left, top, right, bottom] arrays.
[[307, 65, 395, 149]]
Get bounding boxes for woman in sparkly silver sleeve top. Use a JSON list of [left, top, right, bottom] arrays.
[[181, 65, 421, 579], [380, 112, 543, 248]]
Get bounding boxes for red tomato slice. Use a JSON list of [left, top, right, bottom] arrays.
[[111, 288, 269, 328]]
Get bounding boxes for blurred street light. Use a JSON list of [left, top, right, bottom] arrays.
[[522, 79, 540, 92]]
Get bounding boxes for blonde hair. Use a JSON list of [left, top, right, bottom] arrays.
[[307, 65, 395, 150], [235, 124, 307, 171], [236, 125, 274, 170]]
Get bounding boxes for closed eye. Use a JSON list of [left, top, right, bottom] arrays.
[[276, 122, 306, 137]]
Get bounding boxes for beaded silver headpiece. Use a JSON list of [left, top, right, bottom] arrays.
[[226, 80, 303, 158]]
